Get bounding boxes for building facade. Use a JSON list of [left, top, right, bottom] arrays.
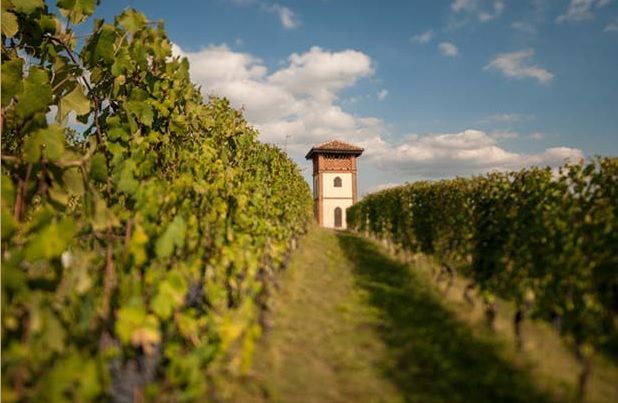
[[305, 140, 363, 229]]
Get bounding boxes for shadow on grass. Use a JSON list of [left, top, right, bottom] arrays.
[[337, 232, 554, 403]]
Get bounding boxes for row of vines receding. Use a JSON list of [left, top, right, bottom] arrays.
[[1, 1, 313, 401], [347, 158, 617, 401]]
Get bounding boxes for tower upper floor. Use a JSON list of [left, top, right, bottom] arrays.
[[305, 140, 364, 175]]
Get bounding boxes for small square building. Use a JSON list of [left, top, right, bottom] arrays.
[[305, 140, 364, 229]]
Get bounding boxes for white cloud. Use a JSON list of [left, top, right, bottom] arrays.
[[229, 0, 299, 29], [605, 18, 618, 31], [511, 21, 537, 34], [451, 0, 476, 12], [172, 43, 583, 180], [268, 4, 299, 29], [451, 0, 505, 22], [411, 30, 434, 44], [377, 89, 388, 101], [364, 183, 401, 195], [484, 49, 554, 85], [172, 43, 380, 149], [438, 42, 459, 57], [529, 132, 545, 140], [478, 0, 505, 22], [268, 47, 373, 100], [491, 130, 519, 139], [557, 0, 611, 23], [478, 113, 535, 125], [370, 130, 583, 177]]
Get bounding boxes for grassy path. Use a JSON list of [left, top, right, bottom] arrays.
[[234, 228, 613, 402], [238, 228, 401, 402]]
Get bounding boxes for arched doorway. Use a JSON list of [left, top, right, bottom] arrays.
[[334, 207, 342, 228]]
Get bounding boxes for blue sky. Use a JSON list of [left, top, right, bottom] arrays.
[[91, 0, 618, 194]]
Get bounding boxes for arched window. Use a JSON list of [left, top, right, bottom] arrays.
[[334, 176, 342, 187], [334, 207, 342, 228]]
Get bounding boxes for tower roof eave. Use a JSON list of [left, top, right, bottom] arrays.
[[305, 140, 364, 159]]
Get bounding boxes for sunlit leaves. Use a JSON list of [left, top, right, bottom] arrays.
[[1, 208, 18, 238], [57, 0, 97, 24], [155, 215, 186, 258], [348, 158, 618, 356], [15, 67, 52, 119], [1, 10, 18, 37], [89, 152, 107, 182], [152, 272, 187, 320], [24, 218, 76, 261], [13, 0, 44, 14], [82, 22, 115, 66], [23, 125, 65, 162], [125, 100, 154, 127], [115, 300, 161, 354], [59, 85, 91, 121], [114, 159, 139, 194], [129, 223, 148, 266], [1, 1, 312, 400], [117, 8, 147, 34], [1, 59, 23, 107]]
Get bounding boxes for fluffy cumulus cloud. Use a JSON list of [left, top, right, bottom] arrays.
[[411, 30, 434, 44], [484, 49, 554, 84], [370, 130, 583, 177], [438, 42, 459, 57], [173, 43, 583, 179], [268, 47, 374, 100], [172, 43, 379, 151], [557, 0, 611, 23]]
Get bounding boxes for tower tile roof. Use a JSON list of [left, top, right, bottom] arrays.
[[305, 139, 364, 159]]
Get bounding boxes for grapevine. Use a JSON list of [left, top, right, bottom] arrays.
[[1, 1, 312, 401], [348, 158, 618, 400]]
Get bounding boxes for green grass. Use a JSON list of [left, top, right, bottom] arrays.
[[231, 228, 617, 402], [232, 227, 402, 402]]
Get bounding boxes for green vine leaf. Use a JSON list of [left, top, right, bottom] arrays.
[[24, 218, 76, 261], [59, 85, 91, 121], [1, 1, 313, 399], [117, 8, 147, 34], [89, 152, 108, 183], [13, 0, 44, 14], [23, 125, 65, 163], [1, 10, 18, 37], [1, 59, 23, 107], [92, 23, 116, 64], [152, 272, 187, 320], [57, 0, 97, 24], [16, 67, 52, 119], [155, 215, 186, 258]]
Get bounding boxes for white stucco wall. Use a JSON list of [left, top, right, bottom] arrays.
[[322, 198, 353, 229], [322, 172, 352, 198]]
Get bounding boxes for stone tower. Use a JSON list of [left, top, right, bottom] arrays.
[[305, 140, 363, 229]]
